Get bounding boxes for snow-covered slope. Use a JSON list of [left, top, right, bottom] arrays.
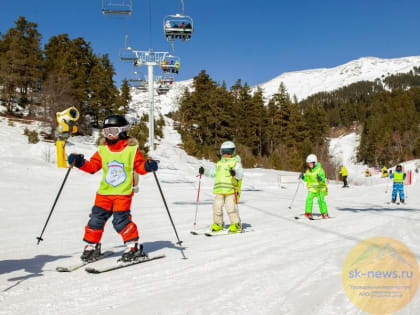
[[128, 79, 192, 118], [1, 116, 420, 315], [130, 56, 420, 116], [255, 56, 420, 101]]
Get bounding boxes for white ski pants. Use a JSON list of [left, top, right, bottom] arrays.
[[213, 194, 240, 225]]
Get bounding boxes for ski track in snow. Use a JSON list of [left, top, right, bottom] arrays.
[[1, 116, 420, 314]]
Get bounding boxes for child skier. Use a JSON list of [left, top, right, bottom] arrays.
[[389, 164, 406, 204], [300, 154, 329, 219], [67, 114, 158, 262], [198, 141, 243, 233]]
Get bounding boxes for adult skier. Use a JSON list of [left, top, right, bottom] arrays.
[[198, 141, 243, 233], [299, 154, 329, 219], [389, 164, 406, 204], [67, 114, 158, 262], [339, 165, 349, 188]]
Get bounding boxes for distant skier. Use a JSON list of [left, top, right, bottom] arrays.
[[365, 168, 371, 177], [67, 115, 158, 262], [339, 165, 349, 188], [299, 154, 329, 219], [381, 166, 388, 178], [389, 165, 406, 204], [198, 141, 243, 233]]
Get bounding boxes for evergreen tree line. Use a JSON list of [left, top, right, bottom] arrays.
[[0, 16, 131, 136], [173, 67, 420, 174], [300, 67, 420, 166], [171, 70, 333, 174]]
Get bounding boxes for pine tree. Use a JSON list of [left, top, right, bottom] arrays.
[[0, 16, 43, 113]]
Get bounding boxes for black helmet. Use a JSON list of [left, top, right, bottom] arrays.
[[103, 114, 129, 141], [103, 115, 129, 128]]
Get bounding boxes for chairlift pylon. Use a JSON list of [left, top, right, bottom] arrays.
[[102, 0, 133, 15]]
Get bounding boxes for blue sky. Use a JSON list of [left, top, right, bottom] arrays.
[[1, 0, 419, 88]]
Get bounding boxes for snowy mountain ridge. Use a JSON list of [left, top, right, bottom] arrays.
[[130, 56, 420, 118]]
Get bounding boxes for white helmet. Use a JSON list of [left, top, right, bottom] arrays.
[[220, 141, 235, 155], [306, 154, 317, 163]]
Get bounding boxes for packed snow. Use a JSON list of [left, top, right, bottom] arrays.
[[1, 115, 420, 315], [1, 55, 420, 314]]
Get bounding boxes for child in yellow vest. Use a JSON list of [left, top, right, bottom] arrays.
[[199, 141, 243, 233]]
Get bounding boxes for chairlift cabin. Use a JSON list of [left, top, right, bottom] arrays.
[[163, 14, 194, 42], [102, 0, 133, 15], [160, 55, 181, 74]]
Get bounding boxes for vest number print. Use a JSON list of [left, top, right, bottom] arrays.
[[105, 160, 127, 187]]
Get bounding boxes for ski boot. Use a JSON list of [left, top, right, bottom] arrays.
[[391, 199, 396, 204], [304, 213, 313, 220], [228, 223, 241, 233], [81, 243, 102, 262], [321, 214, 330, 219], [211, 223, 223, 232], [121, 243, 148, 262]]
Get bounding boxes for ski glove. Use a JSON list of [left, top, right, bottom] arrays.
[[145, 159, 158, 172], [317, 175, 323, 182], [389, 170, 393, 174], [299, 173, 304, 180], [229, 169, 236, 177], [199, 166, 204, 175], [67, 153, 85, 168]]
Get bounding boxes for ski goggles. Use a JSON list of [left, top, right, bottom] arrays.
[[102, 126, 128, 138]]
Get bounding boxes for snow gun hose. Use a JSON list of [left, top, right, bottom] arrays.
[[193, 174, 202, 229], [36, 163, 74, 245], [151, 169, 187, 259]]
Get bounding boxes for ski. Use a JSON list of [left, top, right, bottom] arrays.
[[56, 251, 113, 272], [85, 255, 166, 274], [204, 229, 253, 237], [294, 215, 334, 220]]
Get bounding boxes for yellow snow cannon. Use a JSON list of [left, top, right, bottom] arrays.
[[55, 106, 80, 168]]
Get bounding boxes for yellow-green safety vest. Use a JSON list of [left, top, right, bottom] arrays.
[[213, 157, 241, 197], [393, 171, 405, 183], [97, 145, 137, 195]]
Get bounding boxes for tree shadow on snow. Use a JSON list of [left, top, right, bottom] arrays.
[[0, 254, 71, 292], [336, 206, 420, 221], [173, 200, 247, 205]]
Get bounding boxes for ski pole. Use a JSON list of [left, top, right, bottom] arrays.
[[149, 163, 186, 259], [231, 175, 242, 230], [36, 161, 75, 245], [288, 179, 302, 209], [193, 174, 202, 230], [385, 181, 390, 194]]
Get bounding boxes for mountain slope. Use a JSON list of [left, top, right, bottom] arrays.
[[255, 56, 420, 101]]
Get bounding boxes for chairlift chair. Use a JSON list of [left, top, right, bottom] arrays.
[[102, 0, 133, 15], [160, 55, 181, 74], [163, 14, 194, 42], [157, 84, 170, 95], [119, 47, 138, 62]]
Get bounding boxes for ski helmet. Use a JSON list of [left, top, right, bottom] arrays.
[[220, 141, 235, 155], [102, 114, 129, 139], [306, 154, 317, 164]]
